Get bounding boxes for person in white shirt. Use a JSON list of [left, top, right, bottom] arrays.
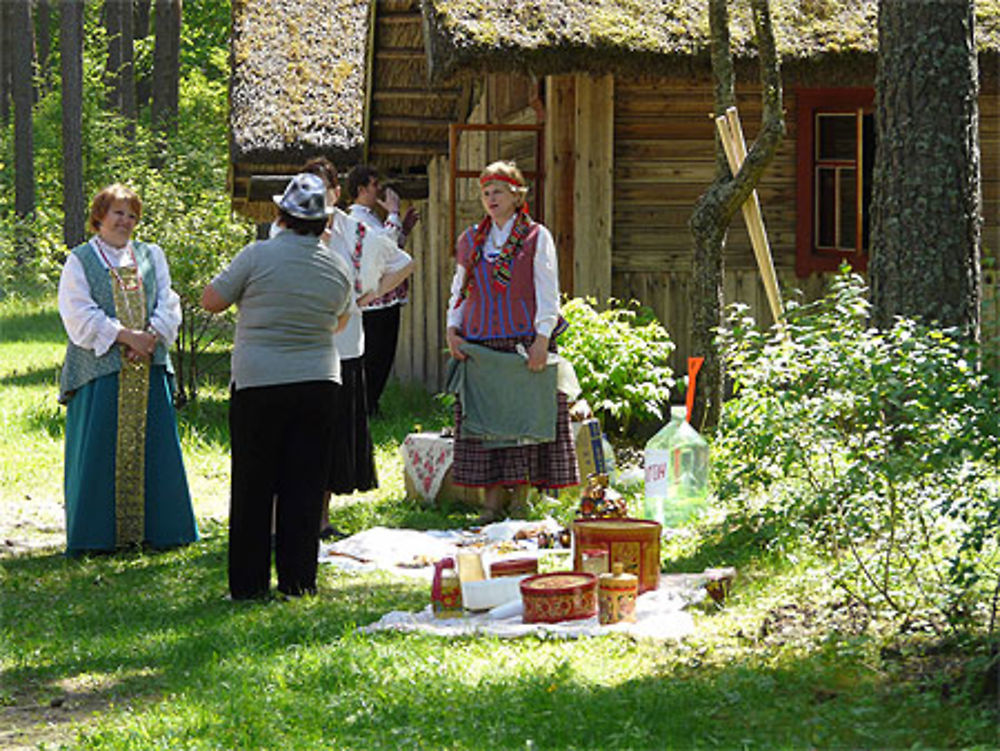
[[346, 164, 419, 416], [446, 161, 578, 521], [57, 183, 198, 554], [304, 159, 413, 539]]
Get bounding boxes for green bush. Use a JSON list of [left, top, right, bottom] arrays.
[[713, 271, 1000, 631], [558, 296, 675, 436]]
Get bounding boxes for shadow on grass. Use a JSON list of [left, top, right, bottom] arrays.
[[0, 527, 424, 698], [0, 306, 65, 344], [1, 523, 993, 750], [0, 362, 61, 389]]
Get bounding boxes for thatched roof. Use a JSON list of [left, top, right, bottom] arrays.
[[422, 0, 1000, 83], [229, 0, 370, 165]]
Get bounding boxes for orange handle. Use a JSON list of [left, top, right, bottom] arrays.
[[685, 357, 704, 423]]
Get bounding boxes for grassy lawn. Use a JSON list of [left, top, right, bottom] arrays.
[[1, 293, 997, 750]]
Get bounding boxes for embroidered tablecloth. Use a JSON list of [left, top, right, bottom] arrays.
[[401, 432, 454, 503]]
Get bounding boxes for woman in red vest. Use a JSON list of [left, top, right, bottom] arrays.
[[446, 161, 578, 521]]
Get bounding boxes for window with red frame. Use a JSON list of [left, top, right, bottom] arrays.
[[796, 89, 875, 277]]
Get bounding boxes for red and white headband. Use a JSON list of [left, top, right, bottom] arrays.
[[479, 173, 525, 189]]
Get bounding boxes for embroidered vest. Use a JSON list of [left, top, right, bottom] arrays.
[[457, 222, 541, 340], [58, 241, 174, 403]]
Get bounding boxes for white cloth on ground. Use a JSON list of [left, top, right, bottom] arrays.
[[359, 579, 702, 641]]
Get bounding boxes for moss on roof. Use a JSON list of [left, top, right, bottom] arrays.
[[230, 0, 370, 163], [423, 0, 1000, 82]]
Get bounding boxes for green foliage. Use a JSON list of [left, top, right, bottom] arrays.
[[4, 293, 1000, 750], [0, 0, 254, 400], [714, 269, 1000, 631], [558, 296, 675, 435]]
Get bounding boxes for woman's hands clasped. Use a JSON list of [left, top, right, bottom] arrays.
[[117, 328, 157, 364]]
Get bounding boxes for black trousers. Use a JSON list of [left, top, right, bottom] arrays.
[[228, 380, 337, 598], [361, 304, 401, 415]]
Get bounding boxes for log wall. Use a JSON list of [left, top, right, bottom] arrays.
[[393, 75, 1000, 392]]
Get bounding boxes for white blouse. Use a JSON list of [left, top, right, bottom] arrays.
[[325, 210, 410, 359], [446, 215, 560, 338], [57, 237, 182, 357]]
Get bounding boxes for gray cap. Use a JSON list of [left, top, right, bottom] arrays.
[[273, 173, 333, 220]]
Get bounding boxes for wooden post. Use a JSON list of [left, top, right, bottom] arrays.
[[545, 75, 575, 294], [715, 107, 783, 324], [572, 74, 614, 303]]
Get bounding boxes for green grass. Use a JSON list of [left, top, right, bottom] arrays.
[[2, 292, 998, 750]]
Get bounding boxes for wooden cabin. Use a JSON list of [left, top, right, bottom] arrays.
[[229, 0, 1000, 392]]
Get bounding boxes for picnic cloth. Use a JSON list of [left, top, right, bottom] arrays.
[[319, 522, 704, 641], [359, 580, 701, 641], [318, 520, 565, 576]]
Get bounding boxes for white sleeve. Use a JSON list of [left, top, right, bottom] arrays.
[[383, 212, 403, 243], [446, 265, 467, 330], [57, 252, 122, 356], [382, 243, 412, 274], [145, 244, 182, 347], [532, 226, 560, 338]]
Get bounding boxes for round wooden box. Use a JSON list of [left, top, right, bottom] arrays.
[[490, 557, 538, 578], [520, 572, 598, 624], [572, 518, 662, 594]]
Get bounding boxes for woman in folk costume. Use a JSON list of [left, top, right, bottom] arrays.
[[446, 160, 578, 521], [57, 184, 198, 555], [302, 158, 414, 539]]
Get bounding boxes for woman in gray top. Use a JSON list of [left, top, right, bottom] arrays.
[[201, 173, 354, 599]]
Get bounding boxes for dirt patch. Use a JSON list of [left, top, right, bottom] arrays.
[[757, 599, 872, 645], [0, 494, 65, 559], [1, 688, 106, 750], [0, 673, 158, 750]]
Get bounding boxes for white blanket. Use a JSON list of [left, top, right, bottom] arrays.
[[321, 522, 705, 641], [360, 581, 701, 641], [319, 520, 565, 578]]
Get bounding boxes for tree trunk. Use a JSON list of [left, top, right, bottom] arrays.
[[151, 0, 181, 135], [869, 0, 981, 338], [134, 0, 152, 109], [105, 0, 136, 123], [61, 0, 86, 249], [0, 3, 11, 124], [35, 0, 52, 94], [687, 0, 784, 431], [12, 0, 35, 221]]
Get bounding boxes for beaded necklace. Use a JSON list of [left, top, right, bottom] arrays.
[[455, 205, 532, 307]]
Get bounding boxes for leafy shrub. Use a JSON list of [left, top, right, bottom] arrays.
[[713, 270, 1000, 631], [558, 296, 675, 436]]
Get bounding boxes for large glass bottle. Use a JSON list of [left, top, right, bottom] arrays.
[[643, 406, 709, 526]]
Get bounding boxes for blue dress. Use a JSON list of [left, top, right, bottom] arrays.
[[60, 240, 198, 554]]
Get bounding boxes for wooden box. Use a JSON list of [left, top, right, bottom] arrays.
[[571, 518, 662, 594], [520, 572, 598, 623]]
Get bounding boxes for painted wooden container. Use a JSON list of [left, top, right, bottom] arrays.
[[431, 557, 463, 618], [490, 557, 538, 578], [520, 572, 598, 624], [598, 562, 638, 624], [572, 518, 662, 594]]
